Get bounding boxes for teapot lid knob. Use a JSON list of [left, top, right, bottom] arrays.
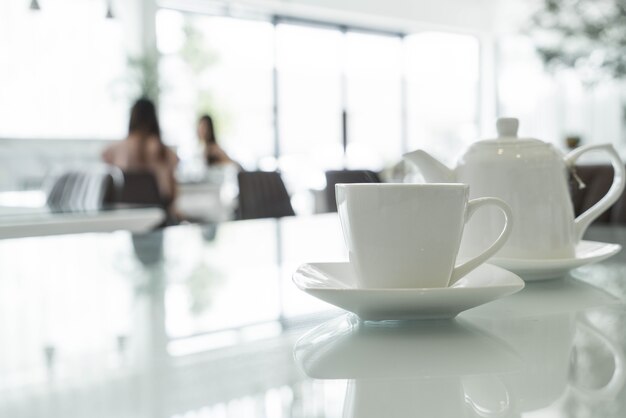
[[496, 118, 519, 138]]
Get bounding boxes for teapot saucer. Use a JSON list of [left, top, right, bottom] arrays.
[[490, 240, 621, 281], [292, 262, 524, 321]]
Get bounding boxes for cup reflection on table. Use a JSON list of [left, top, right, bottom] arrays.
[[295, 302, 626, 417], [294, 315, 522, 418]]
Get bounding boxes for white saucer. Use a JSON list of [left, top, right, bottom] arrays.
[[292, 262, 524, 320], [491, 240, 621, 281]]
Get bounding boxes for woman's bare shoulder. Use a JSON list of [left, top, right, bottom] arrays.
[[164, 146, 179, 166], [101, 140, 126, 163], [143, 137, 178, 165]]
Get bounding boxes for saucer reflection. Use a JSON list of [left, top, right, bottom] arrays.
[[295, 314, 522, 379], [294, 314, 522, 417]]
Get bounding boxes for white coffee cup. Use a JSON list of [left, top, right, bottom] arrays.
[[336, 183, 512, 289]]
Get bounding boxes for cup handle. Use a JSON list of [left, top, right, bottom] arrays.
[[450, 197, 513, 285], [564, 144, 626, 242]]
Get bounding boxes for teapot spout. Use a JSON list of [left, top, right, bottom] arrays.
[[403, 150, 456, 183]]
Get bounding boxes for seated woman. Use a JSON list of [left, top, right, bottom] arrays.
[[197, 114, 240, 168], [102, 98, 179, 215]]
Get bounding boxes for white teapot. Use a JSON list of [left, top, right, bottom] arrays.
[[404, 118, 625, 260]]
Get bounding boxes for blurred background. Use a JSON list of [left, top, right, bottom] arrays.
[[4, 0, 626, 215]]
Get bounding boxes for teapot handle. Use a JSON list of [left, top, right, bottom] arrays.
[[568, 320, 626, 400], [564, 144, 626, 242]]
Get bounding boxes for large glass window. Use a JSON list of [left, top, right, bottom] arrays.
[[157, 11, 274, 168], [405, 32, 480, 166], [276, 23, 344, 163], [0, 1, 127, 139], [275, 23, 344, 195], [274, 25, 405, 202], [345, 32, 403, 169], [157, 10, 482, 209]]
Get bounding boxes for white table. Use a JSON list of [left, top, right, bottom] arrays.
[[1, 215, 626, 418], [176, 163, 240, 222], [0, 206, 165, 239], [176, 181, 237, 222], [0, 179, 235, 238], [0, 190, 165, 239]]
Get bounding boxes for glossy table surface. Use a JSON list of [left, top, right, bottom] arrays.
[[0, 204, 165, 239], [0, 180, 233, 238], [0, 189, 166, 239], [2, 214, 626, 417]]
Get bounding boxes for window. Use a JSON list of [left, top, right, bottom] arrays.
[[275, 23, 344, 194], [406, 32, 480, 165], [157, 10, 274, 168], [275, 25, 404, 196], [345, 32, 403, 169], [157, 9, 482, 209]]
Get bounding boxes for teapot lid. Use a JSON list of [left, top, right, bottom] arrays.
[[475, 118, 546, 147]]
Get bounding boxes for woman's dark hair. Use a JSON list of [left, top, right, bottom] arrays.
[[198, 114, 217, 145], [128, 98, 166, 162]]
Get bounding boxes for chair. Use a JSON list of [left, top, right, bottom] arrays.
[[569, 164, 626, 224], [324, 170, 381, 212], [237, 171, 295, 220], [115, 171, 165, 208], [108, 170, 176, 227], [46, 170, 116, 211]]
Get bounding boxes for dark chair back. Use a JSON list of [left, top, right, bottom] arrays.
[[105, 171, 174, 227], [324, 170, 381, 212], [116, 171, 166, 208], [237, 171, 295, 220]]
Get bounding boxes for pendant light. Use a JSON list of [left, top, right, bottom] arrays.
[[29, 0, 40, 10]]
